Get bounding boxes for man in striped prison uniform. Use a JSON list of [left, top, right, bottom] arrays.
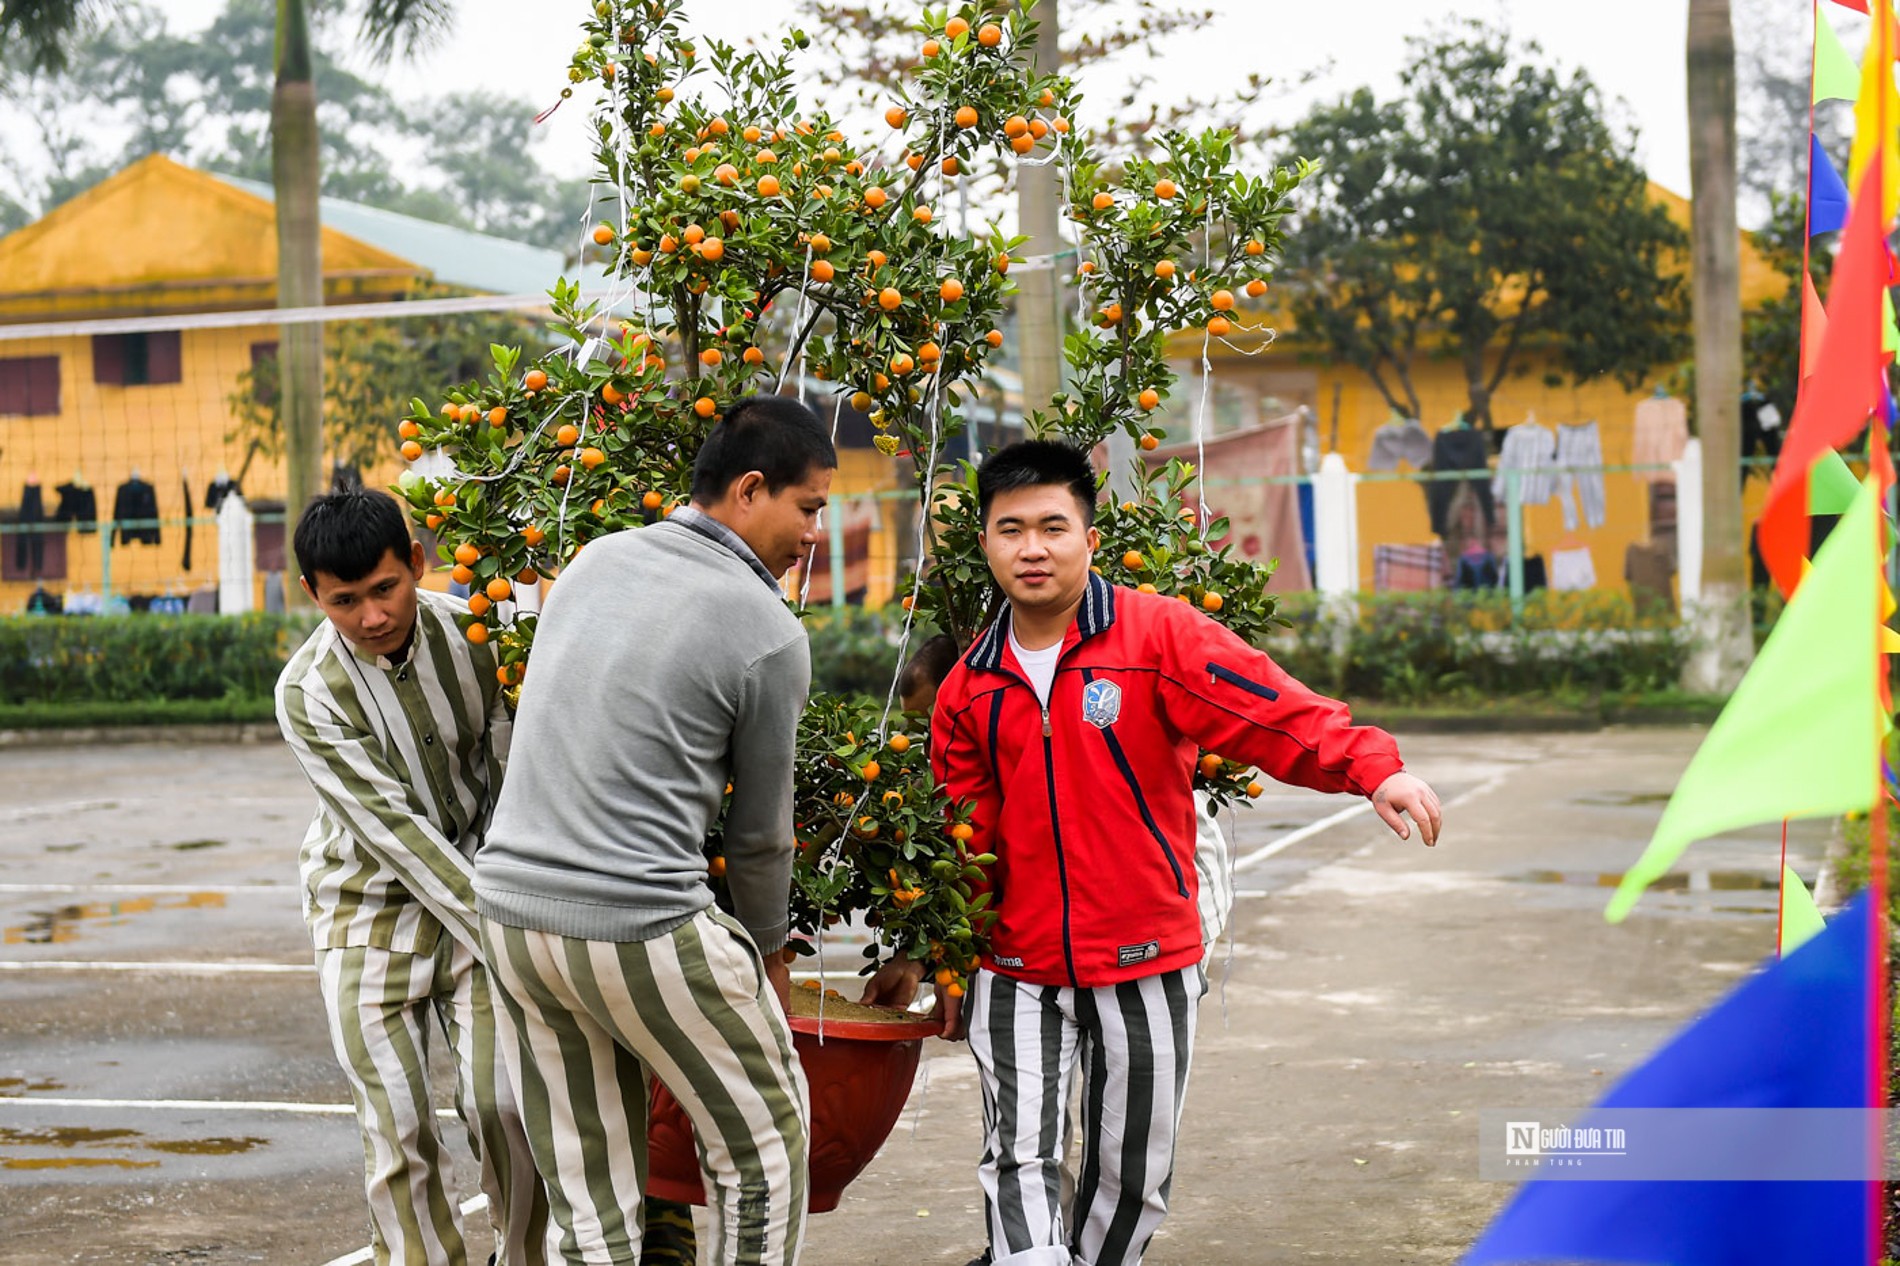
[[276, 488, 549, 1265], [476, 396, 838, 1266]]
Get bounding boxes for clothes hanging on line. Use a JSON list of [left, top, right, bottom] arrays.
[[204, 476, 242, 514], [1554, 421, 1607, 531], [1492, 419, 1560, 507], [53, 482, 98, 533], [112, 477, 161, 546], [14, 482, 44, 576], [1453, 547, 1501, 590], [1549, 546, 1597, 591], [1372, 543, 1444, 593], [1367, 416, 1432, 471], [1426, 427, 1494, 536], [1631, 395, 1688, 479], [181, 477, 194, 572]]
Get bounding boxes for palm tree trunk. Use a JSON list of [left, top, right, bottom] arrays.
[[274, 0, 324, 581], [1684, 0, 1753, 692]]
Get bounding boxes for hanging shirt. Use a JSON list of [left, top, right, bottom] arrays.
[[1008, 626, 1062, 707]]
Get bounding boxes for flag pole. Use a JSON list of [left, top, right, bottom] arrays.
[[1870, 15, 1892, 1256]]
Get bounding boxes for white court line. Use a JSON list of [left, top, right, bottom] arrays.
[[1232, 771, 1509, 874], [1234, 802, 1375, 870], [0, 1096, 354, 1115], [0, 1096, 462, 1119], [0, 883, 293, 895], [318, 1196, 490, 1266], [0, 960, 312, 974]]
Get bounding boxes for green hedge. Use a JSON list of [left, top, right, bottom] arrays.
[[1271, 591, 1690, 704], [0, 593, 1689, 715], [0, 614, 320, 705]]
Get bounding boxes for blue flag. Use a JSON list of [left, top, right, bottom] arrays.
[[1811, 133, 1851, 236], [1464, 894, 1874, 1265]]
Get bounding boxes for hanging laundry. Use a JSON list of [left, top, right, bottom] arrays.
[[1372, 543, 1444, 593], [1492, 418, 1559, 507], [1555, 422, 1607, 530], [181, 477, 194, 572], [112, 476, 161, 546], [1426, 425, 1494, 537], [1366, 415, 1432, 471], [1549, 546, 1597, 592], [204, 474, 242, 514], [53, 480, 98, 534], [1631, 395, 1688, 480], [14, 480, 45, 576]]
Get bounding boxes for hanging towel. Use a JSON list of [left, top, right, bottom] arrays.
[[1367, 417, 1432, 471], [1631, 396, 1688, 480]]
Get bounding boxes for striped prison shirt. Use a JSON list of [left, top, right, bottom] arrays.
[[277, 588, 511, 955]]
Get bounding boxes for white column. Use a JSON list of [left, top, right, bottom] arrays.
[[218, 494, 256, 616], [1313, 452, 1360, 596], [1674, 438, 1704, 608]]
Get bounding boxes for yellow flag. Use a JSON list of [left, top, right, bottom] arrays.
[[1850, 0, 1900, 221]]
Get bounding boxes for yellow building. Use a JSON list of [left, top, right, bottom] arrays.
[[1155, 184, 1786, 595]]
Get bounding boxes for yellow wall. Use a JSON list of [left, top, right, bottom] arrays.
[[0, 324, 408, 611]]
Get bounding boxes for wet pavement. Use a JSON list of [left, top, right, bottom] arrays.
[[0, 730, 1833, 1263]]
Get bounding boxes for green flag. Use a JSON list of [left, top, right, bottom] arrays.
[[1779, 864, 1828, 954], [1816, 9, 1861, 104], [1607, 480, 1880, 922], [1808, 448, 1862, 515]]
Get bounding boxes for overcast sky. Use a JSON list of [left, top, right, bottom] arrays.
[[125, 0, 1727, 198]]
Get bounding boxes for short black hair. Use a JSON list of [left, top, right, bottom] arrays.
[[899, 632, 960, 698], [976, 439, 1098, 527], [690, 395, 839, 503], [293, 488, 413, 587]]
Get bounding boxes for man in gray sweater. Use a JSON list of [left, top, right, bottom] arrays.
[[476, 395, 836, 1266]]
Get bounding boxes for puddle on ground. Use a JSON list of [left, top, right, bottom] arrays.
[[168, 840, 225, 852], [0, 1078, 65, 1096], [1508, 869, 1779, 893], [0, 1124, 267, 1168], [3, 892, 228, 945], [1571, 792, 1675, 807]]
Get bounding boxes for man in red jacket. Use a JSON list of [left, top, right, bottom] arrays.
[[874, 440, 1441, 1266]]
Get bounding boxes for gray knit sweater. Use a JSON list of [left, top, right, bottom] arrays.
[[474, 510, 809, 953]]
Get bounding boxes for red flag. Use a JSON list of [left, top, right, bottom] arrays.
[[1802, 272, 1828, 380], [1760, 159, 1889, 596]]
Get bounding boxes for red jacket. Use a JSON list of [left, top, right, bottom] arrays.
[[932, 575, 1404, 988]]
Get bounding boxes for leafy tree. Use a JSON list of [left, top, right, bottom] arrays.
[[1275, 21, 1690, 429], [226, 296, 544, 482]]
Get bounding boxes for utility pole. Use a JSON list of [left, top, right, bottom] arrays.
[[1016, 0, 1062, 425]]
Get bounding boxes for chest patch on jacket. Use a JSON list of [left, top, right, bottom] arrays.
[[1081, 679, 1123, 729]]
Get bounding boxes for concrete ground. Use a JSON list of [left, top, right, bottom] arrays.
[[0, 729, 1831, 1264]]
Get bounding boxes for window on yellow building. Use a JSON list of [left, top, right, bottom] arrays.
[[93, 332, 182, 387], [0, 356, 59, 416]]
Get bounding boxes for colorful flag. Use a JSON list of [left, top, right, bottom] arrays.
[[1761, 161, 1888, 595], [1816, 7, 1861, 104], [1607, 481, 1879, 923], [1464, 895, 1875, 1266], [1779, 865, 1828, 953], [1801, 272, 1828, 379], [1849, 0, 1900, 222], [1811, 134, 1851, 234]]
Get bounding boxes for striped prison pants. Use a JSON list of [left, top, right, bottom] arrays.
[[315, 938, 550, 1265], [483, 908, 810, 1266], [968, 964, 1204, 1266]]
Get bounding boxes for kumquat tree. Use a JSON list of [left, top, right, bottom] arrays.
[[394, 0, 1309, 998]]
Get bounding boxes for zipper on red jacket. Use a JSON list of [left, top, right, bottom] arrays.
[[1082, 668, 1189, 899], [1040, 702, 1079, 987]]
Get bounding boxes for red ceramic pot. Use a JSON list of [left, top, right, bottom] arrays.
[[644, 1006, 942, 1213]]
